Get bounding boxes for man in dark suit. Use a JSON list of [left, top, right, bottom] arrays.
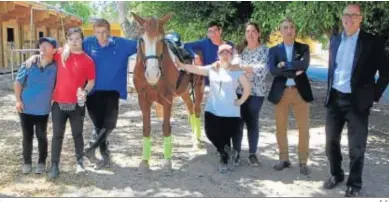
[[268, 18, 314, 176], [323, 4, 388, 197]]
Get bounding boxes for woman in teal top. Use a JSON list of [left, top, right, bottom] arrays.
[[175, 44, 251, 173]]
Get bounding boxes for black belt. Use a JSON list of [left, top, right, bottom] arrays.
[[331, 88, 351, 99]]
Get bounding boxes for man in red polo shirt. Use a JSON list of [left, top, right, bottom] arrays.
[[49, 27, 95, 179]]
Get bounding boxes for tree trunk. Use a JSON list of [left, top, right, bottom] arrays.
[[117, 1, 141, 39]]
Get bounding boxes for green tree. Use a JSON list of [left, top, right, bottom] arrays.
[[46, 1, 94, 24], [130, 1, 253, 43], [45, 1, 388, 45], [251, 1, 389, 42]]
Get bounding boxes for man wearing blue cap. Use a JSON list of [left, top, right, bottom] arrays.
[[15, 37, 58, 174]]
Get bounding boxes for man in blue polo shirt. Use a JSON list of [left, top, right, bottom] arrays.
[[82, 18, 137, 169], [15, 37, 57, 174], [183, 21, 234, 86]]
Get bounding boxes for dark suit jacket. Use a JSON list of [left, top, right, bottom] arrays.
[[325, 30, 389, 113], [267, 42, 314, 104]]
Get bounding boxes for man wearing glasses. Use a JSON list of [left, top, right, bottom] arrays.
[[323, 4, 388, 197]]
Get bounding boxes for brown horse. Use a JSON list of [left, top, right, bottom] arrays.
[[131, 12, 203, 171]]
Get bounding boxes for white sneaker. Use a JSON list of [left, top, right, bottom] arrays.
[[35, 163, 46, 174], [75, 163, 85, 173], [22, 164, 32, 174]]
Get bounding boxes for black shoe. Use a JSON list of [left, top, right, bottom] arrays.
[[218, 151, 229, 173], [248, 154, 260, 167], [345, 186, 361, 197], [219, 151, 228, 164], [323, 176, 344, 189], [231, 150, 240, 166], [273, 160, 291, 171], [299, 163, 310, 175], [84, 149, 98, 164], [94, 154, 110, 170], [48, 163, 59, 179]]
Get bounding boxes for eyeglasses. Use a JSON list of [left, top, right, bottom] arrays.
[[207, 29, 220, 34], [342, 13, 361, 19]]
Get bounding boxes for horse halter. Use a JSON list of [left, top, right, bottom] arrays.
[[138, 37, 165, 76]]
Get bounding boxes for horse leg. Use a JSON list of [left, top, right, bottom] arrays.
[[162, 102, 173, 172], [181, 91, 195, 135], [139, 95, 152, 171], [193, 76, 204, 148]]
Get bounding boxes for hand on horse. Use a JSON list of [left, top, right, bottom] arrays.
[[174, 57, 182, 66]]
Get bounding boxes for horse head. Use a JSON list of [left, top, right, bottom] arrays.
[[131, 12, 174, 85]]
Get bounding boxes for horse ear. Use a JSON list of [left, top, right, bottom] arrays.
[[159, 12, 174, 25], [131, 12, 145, 26]]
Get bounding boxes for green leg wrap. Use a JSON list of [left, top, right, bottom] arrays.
[[142, 137, 152, 160], [163, 136, 173, 159], [190, 114, 196, 134], [194, 117, 201, 141]]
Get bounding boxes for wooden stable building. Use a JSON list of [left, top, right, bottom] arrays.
[[0, 1, 82, 69]]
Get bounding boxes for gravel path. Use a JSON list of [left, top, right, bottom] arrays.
[[0, 77, 388, 197]]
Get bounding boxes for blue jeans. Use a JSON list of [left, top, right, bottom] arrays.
[[232, 95, 264, 154]]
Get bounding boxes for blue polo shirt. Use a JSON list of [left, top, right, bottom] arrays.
[[183, 38, 234, 65], [16, 62, 57, 115], [83, 36, 137, 99]]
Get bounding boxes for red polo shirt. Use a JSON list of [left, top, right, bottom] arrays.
[[53, 50, 95, 104]]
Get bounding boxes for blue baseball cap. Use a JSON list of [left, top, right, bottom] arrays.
[[38, 37, 57, 48]]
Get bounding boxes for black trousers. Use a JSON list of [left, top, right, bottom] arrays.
[[51, 102, 85, 164], [19, 113, 49, 164], [204, 112, 241, 163], [325, 89, 369, 189], [85, 91, 119, 155]]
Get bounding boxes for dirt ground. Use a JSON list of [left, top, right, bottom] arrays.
[[0, 76, 388, 197]]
